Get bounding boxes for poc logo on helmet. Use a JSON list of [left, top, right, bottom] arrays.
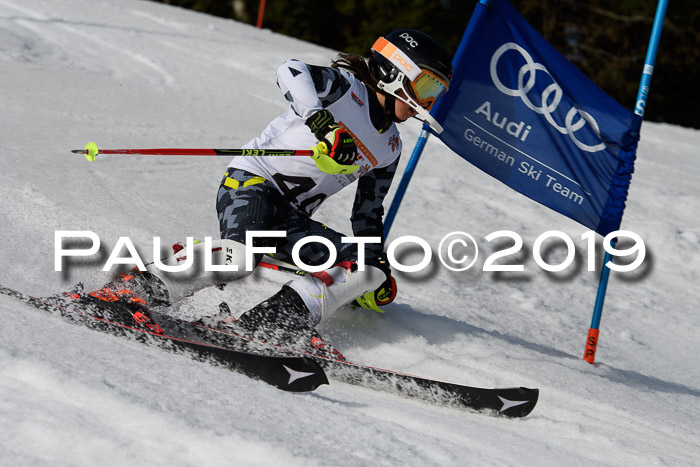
[[392, 53, 414, 72], [399, 32, 418, 48]]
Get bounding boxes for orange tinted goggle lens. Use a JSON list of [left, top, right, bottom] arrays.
[[411, 72, 448, 105]]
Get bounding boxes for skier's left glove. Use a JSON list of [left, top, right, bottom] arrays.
[[306, 109, 359, 175], [355, 254, 397, 313]]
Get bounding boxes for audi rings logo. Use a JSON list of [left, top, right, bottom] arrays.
[[490, 42, 606, 153]]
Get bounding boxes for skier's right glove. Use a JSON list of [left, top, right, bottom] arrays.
[[355, 254, 397, 313], [306, 109, 359, 175]]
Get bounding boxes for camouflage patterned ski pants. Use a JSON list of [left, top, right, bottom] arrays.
[[216, 168, 357, 267]]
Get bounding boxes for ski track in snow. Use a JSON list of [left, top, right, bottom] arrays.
[[1, 0, 699, 465]]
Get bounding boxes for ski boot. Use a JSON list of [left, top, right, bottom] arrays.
[[230, 285, 346, 361]]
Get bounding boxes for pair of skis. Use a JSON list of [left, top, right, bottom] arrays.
[[0, 285, 538, 418]]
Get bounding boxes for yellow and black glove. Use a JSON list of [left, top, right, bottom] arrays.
[[355, 254, 397, 313], [306, 110, 359, 174]]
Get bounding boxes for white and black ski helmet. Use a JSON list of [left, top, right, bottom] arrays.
[[370, 29, 452, 132]]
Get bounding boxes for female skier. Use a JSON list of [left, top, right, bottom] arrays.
[[124, 29, 452, 356], [211, 29, 453, 354]]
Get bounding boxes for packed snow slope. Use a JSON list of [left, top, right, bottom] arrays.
[[1, 0, 699, 465]]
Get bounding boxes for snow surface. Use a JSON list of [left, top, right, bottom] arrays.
[[1, 0, 699, 465]]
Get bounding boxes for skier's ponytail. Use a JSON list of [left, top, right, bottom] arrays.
[[331, 53, 381, 93]]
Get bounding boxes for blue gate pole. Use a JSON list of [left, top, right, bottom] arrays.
[[633, 0, 670, 118], [383, 0, 491, 238], [383, 127, 431, 237], [584, 0, 669, 364]]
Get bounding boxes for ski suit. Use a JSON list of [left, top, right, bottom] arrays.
[[215, 59, 403, 324]]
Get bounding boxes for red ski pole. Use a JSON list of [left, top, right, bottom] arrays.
[[72, 142, 314, 162]]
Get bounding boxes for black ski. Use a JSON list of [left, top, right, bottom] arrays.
[[315, 357, 538, 418], [0, 285, 327, 392], [1, 283, 538, 415], [190, 321, 539, 417]]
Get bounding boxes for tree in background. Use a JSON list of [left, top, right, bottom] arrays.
[[148, 0, 698, 128]]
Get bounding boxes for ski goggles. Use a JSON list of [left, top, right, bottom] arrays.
[[371, 37, 449, 110]]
